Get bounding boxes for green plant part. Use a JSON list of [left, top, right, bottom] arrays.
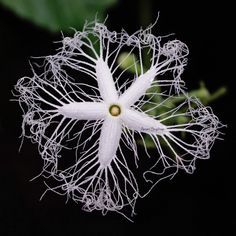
[[0, 0, 117, 32]]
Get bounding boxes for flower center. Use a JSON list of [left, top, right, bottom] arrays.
[[109, 104, 121, 117]]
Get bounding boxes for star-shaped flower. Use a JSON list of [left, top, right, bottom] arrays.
[[15, 19, 221, 220]]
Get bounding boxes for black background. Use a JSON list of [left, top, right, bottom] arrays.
[[0, 0, 234, 235]]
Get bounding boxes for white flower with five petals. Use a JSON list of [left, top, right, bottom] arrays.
[[15, 19, 222, 220]]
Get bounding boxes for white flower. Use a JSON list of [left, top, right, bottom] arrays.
[[15, 19, 222, 220]]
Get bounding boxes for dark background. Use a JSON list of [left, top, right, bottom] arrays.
[[0, 0, 234, 235]]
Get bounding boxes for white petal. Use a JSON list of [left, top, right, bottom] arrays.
[[58, 102, 107, 120], [96, 58, 118, 103], [122, 108, 167, 135], [118, 67, 156, 107], [98, 118, 122, 168]]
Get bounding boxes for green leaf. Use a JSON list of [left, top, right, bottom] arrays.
[[0, 0, 117, 32], [117, 52, 142, 75]]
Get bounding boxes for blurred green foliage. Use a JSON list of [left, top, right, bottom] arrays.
[[0, 0, 117, 32]]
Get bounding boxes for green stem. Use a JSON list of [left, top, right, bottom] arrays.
[[138, 0, 153, 68], [208, 86, 227, 103], [139, 0, 152, 28]]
